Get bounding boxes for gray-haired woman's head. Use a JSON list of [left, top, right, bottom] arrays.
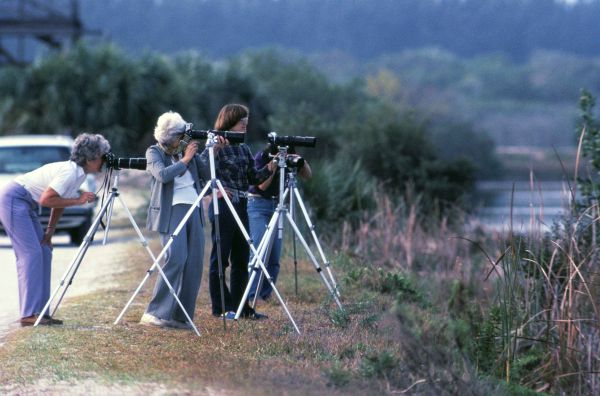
[[70, 133, 111, 167], [154, 111, 188, 145]]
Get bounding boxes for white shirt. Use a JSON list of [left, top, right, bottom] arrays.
[[15, 161, 86, 202], [172, 169, 199, 207]]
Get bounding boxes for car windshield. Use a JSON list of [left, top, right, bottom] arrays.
[[0, 146, 71, 174]]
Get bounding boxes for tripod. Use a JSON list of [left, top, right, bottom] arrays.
[[34, 171, 199, 335], [115, 133, 300, 334], [237, 146, 343, 323]]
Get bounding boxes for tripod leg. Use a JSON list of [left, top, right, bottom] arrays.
[[113, 195, 201, 336], [113, 193, 161, 325], [213, 201, 228, 330], [245, 211, 276, 300], [250, 219, 278, 309], [131, 206, 202, 336], [289, 187, 299, 296], [150, 251, 201, 336], [292, 187, 340, 297], [35, 192, 115, 326], [284, 211, 344, 310], [102, 188, 118, 245], [248, 224, 271, 309], [114, 182, 211, 336], [235, 207, 301, 334]]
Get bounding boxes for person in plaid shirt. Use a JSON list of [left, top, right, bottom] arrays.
[[208, 103, 274, 320]]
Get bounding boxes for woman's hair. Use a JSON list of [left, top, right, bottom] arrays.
[[154, 111, 187, 145], [213, 104, 249, 131], [70, 133, 111, 166]]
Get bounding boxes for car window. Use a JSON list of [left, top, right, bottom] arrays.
[[0, 146, 71, 174]]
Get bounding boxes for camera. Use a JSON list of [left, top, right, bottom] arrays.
[[285, 156, 305, 169], [268, 132, 316, 148], [103, 152, 147, 170], [184, 124, 246, 144]]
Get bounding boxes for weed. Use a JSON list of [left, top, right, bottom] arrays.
[[360, 314, 378, 329], [359, 350, 397, 379], [325, 362, 352, 387], [328, 307, 350, 329]]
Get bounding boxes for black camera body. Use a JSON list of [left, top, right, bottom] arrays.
[[103, 152, 147, 170], [286, 156, 305, 169], [267, 132, 314, 170]]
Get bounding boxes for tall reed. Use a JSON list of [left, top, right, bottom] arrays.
[[337, 162, 598, 393]]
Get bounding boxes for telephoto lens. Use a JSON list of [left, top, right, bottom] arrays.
[[186, 129, 246, 144], [103, 153, 147, 170], [267, 132, 316, 148]]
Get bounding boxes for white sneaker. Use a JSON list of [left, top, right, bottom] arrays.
[[139, 313, 170, 327]]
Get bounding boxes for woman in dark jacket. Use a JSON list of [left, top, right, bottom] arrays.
[[208, 104, 274, 319]]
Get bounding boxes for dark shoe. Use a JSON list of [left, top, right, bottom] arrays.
[[242, 310, 268, 320], [20, 315, 63, 327], [261, 294, 272, 302], [43, 315, 63, 325], [167, 319, 194, 330]]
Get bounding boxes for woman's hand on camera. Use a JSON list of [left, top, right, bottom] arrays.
[[78, 192, 96, 205], [182, 141, 199, 164], [213, 136, 227, 152], [267, 157, 278, 173]]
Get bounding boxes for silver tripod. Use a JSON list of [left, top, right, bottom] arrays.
[[115, 133, 300, 334], [236, 146, 343, 326], [34, 171, 199, 335]]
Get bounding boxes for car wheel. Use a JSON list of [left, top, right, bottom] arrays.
[[70, 218, 92, 245]]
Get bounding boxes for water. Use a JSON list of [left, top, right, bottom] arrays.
[[473, 180, 573, 232]]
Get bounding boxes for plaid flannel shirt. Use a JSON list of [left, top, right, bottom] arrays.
[[215, 143, 271, 192]]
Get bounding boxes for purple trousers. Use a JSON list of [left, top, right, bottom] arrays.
[[0, 181, 51, 318]]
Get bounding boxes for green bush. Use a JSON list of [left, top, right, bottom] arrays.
[[359, 351, 397, 379]]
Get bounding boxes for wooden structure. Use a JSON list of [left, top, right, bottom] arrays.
[[0, 0, 90, 65]]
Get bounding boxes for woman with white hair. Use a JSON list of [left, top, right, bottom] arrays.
[[140, 111, 223, 329], [0, 133, 110, 326]]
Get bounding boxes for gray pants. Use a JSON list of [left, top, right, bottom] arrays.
[[0, 181, 51, 319], [146, 204, 204, 322]]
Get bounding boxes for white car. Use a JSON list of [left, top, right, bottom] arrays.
[[0, 134, 96, 244]]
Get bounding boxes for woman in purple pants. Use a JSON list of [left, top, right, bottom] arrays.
[[0, 133, 110, 327]]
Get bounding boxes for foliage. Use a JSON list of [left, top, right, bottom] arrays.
[[0, 44, 476, 222], [428, 117, 503, 179], [577, 89, 600, 204], [333, 129, 599, 394], [359, 47, 596, 150], [0, 45, 271, 155], [83, 0, 600, 62], [359, 351, 397, 379]]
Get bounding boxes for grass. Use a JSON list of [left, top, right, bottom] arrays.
[[0, 229, 403, 395], [4, 168, 597, 394]]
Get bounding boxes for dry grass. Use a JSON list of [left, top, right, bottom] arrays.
[[6, 173, 597, 394], [337, 180, 600, 394], [0, 229, 403, 395]]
